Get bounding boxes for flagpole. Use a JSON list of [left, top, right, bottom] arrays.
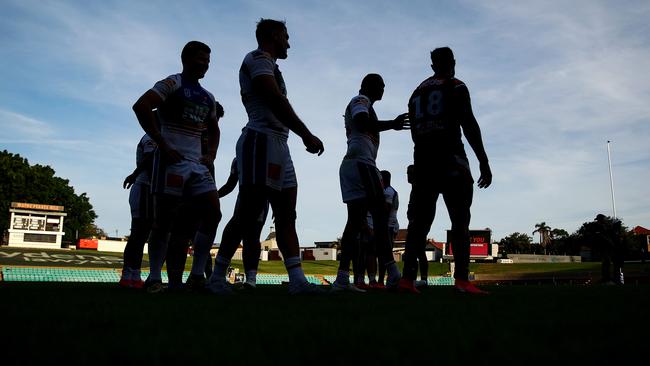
[[607, 140, 617, 219]]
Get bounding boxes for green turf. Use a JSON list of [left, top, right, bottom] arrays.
[[2, 246, 649, 280], [0, 282, 647, 365]]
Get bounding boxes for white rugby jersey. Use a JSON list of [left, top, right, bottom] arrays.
[[135, 134, 157, 185], [342, 95, 380, 166], [239, 49, 289, 139], [151, 73, 217, 162]]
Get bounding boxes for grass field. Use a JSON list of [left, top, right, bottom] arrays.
[[1, 282, 648, 365]]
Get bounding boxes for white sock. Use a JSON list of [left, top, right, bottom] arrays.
[[336, 270, 350, 285], [147, 230, 170, 282], [246, 270, 257, 284], [209, 255, 230, 283], [284, 256, 307, 285], [190, 231, 215, 276]]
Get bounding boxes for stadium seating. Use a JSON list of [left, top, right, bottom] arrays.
[[0, 266, 454, 285]]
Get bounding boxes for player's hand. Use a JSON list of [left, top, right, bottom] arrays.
[[393, 113, 410, 130], [477, 161, 492, 188], [160, 141, 183, 164], [303, 133, 324, 156], [123, 174, 136, 189]]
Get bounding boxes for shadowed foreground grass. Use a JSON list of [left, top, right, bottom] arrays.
[[1, 282, 647, 365]]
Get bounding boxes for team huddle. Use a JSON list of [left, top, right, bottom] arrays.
[[119, 18, 492, 295]]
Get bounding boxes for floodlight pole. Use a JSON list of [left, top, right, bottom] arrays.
[[607, 140, 617, 219]]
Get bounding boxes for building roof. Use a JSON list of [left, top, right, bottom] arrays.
[[633, 226, 650, 235]]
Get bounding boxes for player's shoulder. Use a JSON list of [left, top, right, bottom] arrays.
[[349, 94, 370, 107], [246, 49, 274, 62], [201, 88, 216, 103], [450, 77, 466, 88], [159, 73, 182, 87]]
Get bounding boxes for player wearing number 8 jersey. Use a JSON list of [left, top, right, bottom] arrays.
[[400, 47, 492, 294]]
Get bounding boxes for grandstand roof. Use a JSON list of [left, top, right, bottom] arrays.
[[633, 226, 650, 235]]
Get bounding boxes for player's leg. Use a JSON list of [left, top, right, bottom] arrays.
[[166, 228, 192, 290], [417, 245, 429, 285], [378, 228, 396, 285], [368, 196, 400, 288], [146, 193, 180, 292], [354, 232, 368, 288], [401, 183, 438, 291], [365, 232, 378, 287], [187, 189, 221, 286], [121, 219, 151, 288], [120, 183, 152, 288], [165, 205, 196, 290], [333, 199, 367, 291], [444, 181, 487, 294], [242, 205, 268, 288], [209, 187, 266, 293], [268, 186, 311, 293]]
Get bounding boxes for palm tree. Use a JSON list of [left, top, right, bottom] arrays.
[[533, 222, 552, 254]]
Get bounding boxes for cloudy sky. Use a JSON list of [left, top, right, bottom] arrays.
[[1, 0, 649, 245]]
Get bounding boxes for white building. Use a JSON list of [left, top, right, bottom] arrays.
[[7, 202, 67, 249]]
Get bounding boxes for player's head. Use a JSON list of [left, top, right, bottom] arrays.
[[181, 41, 211, 80], [256, 19, 289, 59], [381, 170, 391, 186], [360, 73, 385, 102], [430, 47, 455, 76], [407, 164, 414, 184]]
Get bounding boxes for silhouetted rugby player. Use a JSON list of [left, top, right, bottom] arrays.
[[401, 47, 492, 294], [207, 19, 324, 295], [334, 73, 409, 292], [132, 41, 223, 293], [119, 134, 156, 289]]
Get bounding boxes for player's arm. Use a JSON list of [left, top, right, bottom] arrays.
[[377, 114, 410, 131], [457, 85, 492, 188], [252, 75, 324, 155], [202, 101, 223, 166], [123, 152, 154, 189], [132, 90, 182, 163], [217, 171, 238, 198]]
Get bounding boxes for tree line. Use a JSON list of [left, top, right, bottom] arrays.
[[499, 219, 647, 260], [0, 150, 103, 244]]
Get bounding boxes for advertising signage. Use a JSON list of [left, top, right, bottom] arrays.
[[445, 229, 491, 257]]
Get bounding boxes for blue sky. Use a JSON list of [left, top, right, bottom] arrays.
[[1, 0, 649, 245]]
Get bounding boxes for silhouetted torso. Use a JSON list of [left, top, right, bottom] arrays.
[[239, 49, 289, 138], [343, 94, 380, 166], [408, 76, 470, 177], [153, 74, 216, 162]]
